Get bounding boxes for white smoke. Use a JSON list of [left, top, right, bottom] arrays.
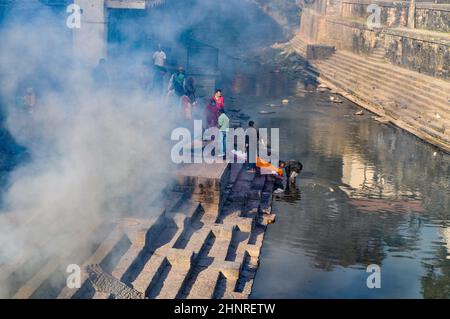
[[0, 3, 177, 298]]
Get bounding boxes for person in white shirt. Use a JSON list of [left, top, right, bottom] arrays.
[[153, 44, 166, 68], [217, 108, 230, 158], [152, 44, 167, 94]]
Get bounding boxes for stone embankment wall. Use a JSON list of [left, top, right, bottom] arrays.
[[292, 0, 450, 152], [303, 0, 450, 79]]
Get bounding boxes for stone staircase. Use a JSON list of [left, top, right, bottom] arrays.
[[290, 34, 308, 56], [367, 45, 386, 63], [290, 36, 450, 152], [1, 163, 277, 299]]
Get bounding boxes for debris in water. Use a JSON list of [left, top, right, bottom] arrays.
[[259, 110, 276, 115], [274, 188, 284, 194], [371, 116, 390, 124], [433, 152, 437, 157], [354, 110, 364, 116], [329, 96, 343, 103], [282, 99, 289, 105]]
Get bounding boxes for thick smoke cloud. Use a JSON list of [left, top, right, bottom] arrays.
[[0, 2, 176, 298]]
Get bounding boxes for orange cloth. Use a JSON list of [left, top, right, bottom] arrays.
[[256, 156, 283, 176]]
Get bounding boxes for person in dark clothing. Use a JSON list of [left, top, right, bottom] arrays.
[[273, 161, 286, 192], [284, 160, 303, 185], [273, 160, 303, 192], [169, 67, 186, 97], [184, 77, 196, 103], [245, 121, 258, 170], [205, 97, 219, 127]]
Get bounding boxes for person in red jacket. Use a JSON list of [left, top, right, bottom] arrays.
[[213, 89, 224, 110]]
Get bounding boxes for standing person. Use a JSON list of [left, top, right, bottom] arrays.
[[217, 108, 229, 157], [205, 97, 218, 127], [245, 120, 258, 170], [213, 89, 225, 110], [152, 44, 167, 95], [184, 77, 196, 103], [168, 67, 186, 97], [152, 44, 167, 69], [181, 77, 196, 120], [167, 67, 186, 108]]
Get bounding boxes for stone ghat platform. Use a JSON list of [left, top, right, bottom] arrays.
[[2, 163, 276, 299]]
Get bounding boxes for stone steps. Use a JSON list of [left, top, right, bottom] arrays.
[[289, 35, 307, 56], [0, 217, 113, 298], [8, 163, 276, 299], [131, 204, 203, 295], [314, 62, 450, 149], [315, 61, 450, 143], [318, 51, 450, 111], [336, 50, 450, 105], [11, 221, 113, 299], [344, 53, 448, 110], [313, 53, 450, 126], [315, 59, 450, 140], [314, 56, 450, 126], [291, 36, 449, 105], [57, 226, 126, 299]]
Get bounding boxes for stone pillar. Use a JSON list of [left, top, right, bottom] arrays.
[[407, 0, 416, 29], [73, 0, 107, 67]]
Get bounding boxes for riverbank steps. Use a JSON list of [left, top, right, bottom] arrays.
[[1, 162, 276, 299]]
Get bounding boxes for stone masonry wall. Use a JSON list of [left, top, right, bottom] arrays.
[[416, 5, 450, 32], [384, 31, 450, 78], [322, 18, 450, 79], [341, 1, 409, 28], [341, 0, 450, 33]]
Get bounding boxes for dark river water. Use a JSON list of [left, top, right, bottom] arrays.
[[222, 60, 450, 299]]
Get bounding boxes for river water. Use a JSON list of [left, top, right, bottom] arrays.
[[222, 58, 450, 299]]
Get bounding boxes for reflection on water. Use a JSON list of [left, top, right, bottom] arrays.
[[226, 63, 450, 298]]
